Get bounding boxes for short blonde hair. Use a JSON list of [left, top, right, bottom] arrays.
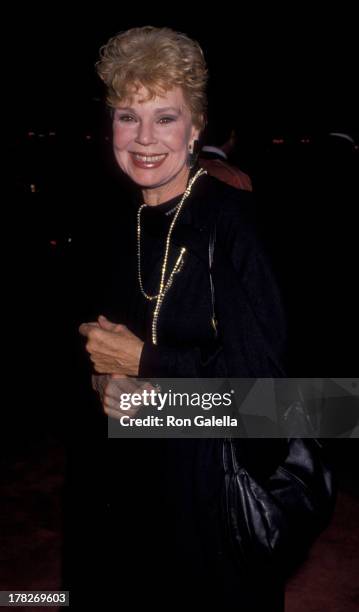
[[96, 26, 208, 130]]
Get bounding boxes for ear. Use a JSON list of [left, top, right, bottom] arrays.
[[190, 124, 201, 143]]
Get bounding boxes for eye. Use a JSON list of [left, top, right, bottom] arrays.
[[158, 116, 177, 124], [115, 114, 136, 123]]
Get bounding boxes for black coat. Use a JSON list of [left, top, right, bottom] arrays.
[[63, 175, 335, 611]]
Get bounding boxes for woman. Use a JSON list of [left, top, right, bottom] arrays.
[[76, 26, 334, 611]]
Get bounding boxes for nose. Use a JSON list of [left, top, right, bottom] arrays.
[[135, 120, 157, 146]]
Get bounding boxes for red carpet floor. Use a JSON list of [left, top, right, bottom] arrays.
[[286, 491, 359, 611]]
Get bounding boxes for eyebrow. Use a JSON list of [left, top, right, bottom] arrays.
[[116, 106, 182, 114], [154, 107, 182, 114]]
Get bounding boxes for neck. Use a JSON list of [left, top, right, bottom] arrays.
[[141, 165, 191, 206]]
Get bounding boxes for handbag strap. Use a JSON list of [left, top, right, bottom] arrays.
[[209, 224, 218, 337]]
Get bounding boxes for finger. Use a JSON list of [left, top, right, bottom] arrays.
[[92, 374, 105, 392], [103, 395, 139, 414], [86, 331, 125, 357], [98, 315, 128, 335], [92, 374, 112, 398], [90, 351, 123, 366], [92, 359, 129, 375], [91, 357, 117, 372], [79, 322, 100, 337], [104, 379, 141, 406], [89, 355, 124, 376], [94, 363, 127, 375], [97, 315, 121, 332], [83, 330, 124, 357], [111, 377, 144, 395]]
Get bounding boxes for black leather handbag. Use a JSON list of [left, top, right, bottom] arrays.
[[222, 437, 336, 573]]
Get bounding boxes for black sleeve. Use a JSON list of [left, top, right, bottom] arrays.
[[139, 340, 227, 377], [212, 201, 287, 377]]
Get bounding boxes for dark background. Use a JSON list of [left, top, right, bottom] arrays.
[[7, 11, 358, 149], [7, 6, 359, 132]]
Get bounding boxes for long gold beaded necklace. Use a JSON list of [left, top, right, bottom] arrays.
[[137, 167, 206, 345]]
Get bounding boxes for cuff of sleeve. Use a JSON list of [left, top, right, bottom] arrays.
[[139, 341, 169, 377]]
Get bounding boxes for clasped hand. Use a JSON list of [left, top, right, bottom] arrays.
[[91, 374, 154, 419], [79, 315, 144, 376], [79, 315, 147, 418]]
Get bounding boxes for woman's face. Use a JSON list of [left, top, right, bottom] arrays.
[[112, 85, 199, 191]]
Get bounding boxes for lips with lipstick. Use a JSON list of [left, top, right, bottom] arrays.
[[130, 152, 168, 169]]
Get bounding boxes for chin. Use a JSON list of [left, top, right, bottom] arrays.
[[130, 175, 162, 189], [133, 164, 187, 188], [128, 169, 168, 189]]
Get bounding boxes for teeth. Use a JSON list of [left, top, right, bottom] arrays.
[[133, 154, 166, 163]]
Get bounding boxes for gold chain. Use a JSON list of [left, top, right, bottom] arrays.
[[137, 168, 206, 344]]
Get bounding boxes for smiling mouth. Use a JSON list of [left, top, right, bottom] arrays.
[[130, 152, 168, 168], [131, 152, 167, 162]]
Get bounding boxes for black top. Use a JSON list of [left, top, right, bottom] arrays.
[[128, 187, 221, 368], [64, 174, 288, 611]]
